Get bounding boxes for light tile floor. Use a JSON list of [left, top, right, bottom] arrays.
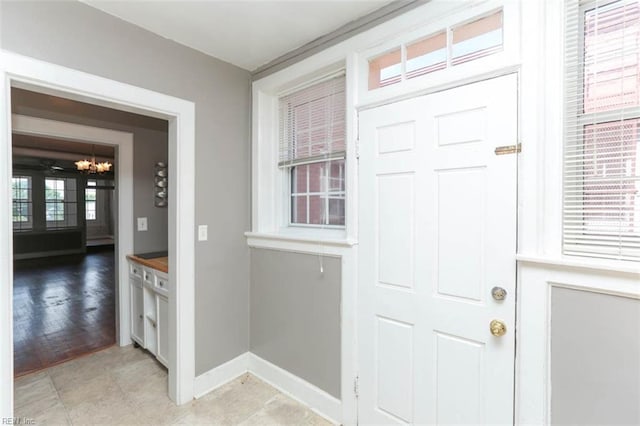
[[14, 345, 333, 425]]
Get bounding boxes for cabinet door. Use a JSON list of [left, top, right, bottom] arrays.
[[130, 277, 144, 346], [144, 286, 158, 356], [156, 294, 169, 368]]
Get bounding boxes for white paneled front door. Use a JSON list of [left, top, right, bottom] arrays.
[[357, 74, 518, 425]]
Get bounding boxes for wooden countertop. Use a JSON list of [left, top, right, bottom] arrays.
[[127, 255, 169, 273]]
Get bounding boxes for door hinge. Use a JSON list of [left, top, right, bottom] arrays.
[[355, 138, 360, 159], [353, 375, 359, 398]]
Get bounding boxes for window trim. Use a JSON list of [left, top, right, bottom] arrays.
[[277, 73, 348, 228], [251, 65, 352, 238]]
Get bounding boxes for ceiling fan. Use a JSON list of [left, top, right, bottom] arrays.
[[40, 159, 66, 173]]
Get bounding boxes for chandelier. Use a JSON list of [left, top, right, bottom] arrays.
[[75, 145, 112, 174]]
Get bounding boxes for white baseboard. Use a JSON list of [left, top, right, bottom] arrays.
[[193, 352, 342, 424], [193, 352, 249, 398], [247, 353, 342, 425]]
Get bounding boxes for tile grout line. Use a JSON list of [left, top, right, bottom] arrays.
[[48, 370, 73, 425]]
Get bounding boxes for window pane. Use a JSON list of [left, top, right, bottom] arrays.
[[308, 163, 324, 193], [368, 48, 402, 90], [451, 10, 503, 65], [289, 159, 345, 226], [46, 201, 65, 221], [280, 75, 345, 165], [329, 160, 346, 192], [328, 198, 345, 226], [583, 1, 640, 113], [46, 178, 64, 201], [12, 176, 32, 228], [12, 177, 31, 201], [406, 32, 447, 79], [86, 188, 96, 201], [86, 201, 96, 220], [291, 166, 308, 194], [12, 203, 29, 222], [308, 195, 325, 225], [578, 119, 639, 232], [291, 195, 308, 224], [290, 90, 345, 161]]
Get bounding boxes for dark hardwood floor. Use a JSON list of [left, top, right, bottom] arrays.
[[13, 246, 116, 377]]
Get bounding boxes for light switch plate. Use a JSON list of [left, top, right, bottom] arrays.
[[198, 225, 208, 241], [137, 217, 148, 232]]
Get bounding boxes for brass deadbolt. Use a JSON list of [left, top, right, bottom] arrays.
[[491, 286, 507, 301]]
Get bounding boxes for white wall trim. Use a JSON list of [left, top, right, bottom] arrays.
[[193, 352, 250, 399], [245, 231, 356, 253], [0, 59, 13, 418], [192, 351, 342, 424], [11, 114, 134, 348], [247, 353, 342, 425], [516, 262, 640, 424], [0, 50, 196, 416], [517, 254, 640, 276]]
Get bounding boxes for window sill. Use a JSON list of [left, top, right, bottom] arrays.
[[516, 254, 640, 275], [245, 230, 357, 255]]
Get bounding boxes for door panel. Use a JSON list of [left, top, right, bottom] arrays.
[[358, 74, 518, 425]]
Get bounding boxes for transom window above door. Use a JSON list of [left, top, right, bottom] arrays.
[[367, 9, 504, 90]]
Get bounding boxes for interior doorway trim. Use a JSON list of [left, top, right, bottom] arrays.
[[0, 50, 196, 416], [12, 114, 134, 344]]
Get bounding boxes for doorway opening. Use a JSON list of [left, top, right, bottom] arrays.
[[11, 87, 170, 381], [1, 52, 196, 415]]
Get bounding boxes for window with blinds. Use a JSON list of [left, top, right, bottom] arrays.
[[564, 0, 640, 261], [279, 74, 346, 227]]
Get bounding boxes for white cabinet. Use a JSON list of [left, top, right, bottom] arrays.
[[156, 294, 169, 367], [144, 282, 158, 356], [130, 277, 144, 346], [128, 258, 170, 368]]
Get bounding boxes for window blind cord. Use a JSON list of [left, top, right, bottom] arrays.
[[318, 89, 337, 276]]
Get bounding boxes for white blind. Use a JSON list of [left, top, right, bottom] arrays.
[[278, 74, 346, 168], [564, 0, 640, 261]]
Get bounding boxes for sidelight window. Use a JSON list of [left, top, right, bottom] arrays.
[[563, 0, 640, 261]]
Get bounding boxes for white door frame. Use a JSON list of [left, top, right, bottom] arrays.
[[0, 50, 196, 416], [12, 114, 134, 341]]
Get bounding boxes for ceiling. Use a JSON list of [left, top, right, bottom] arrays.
[[82, 0, 393, 71], [12, 134, 115, 159]]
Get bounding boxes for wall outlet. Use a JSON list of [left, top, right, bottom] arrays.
[[198, 225, 208, 241], [137, 217, 148, 232]]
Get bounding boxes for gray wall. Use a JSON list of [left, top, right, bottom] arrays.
[[2, 1, 252, 375], [551, 287, 640, 425], [250, 248, 341, 398]]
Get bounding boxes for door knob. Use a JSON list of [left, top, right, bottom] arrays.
[[491, 286, 507, 301], [490, 320, 507, 337]]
